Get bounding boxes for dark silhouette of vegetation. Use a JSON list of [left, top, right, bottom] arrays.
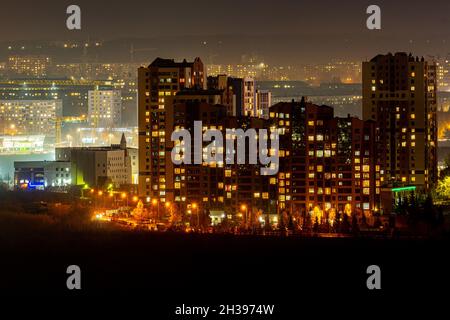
[[393, 191, 446, 237]]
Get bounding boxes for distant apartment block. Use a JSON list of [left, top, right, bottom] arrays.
[[256, 89, 272, 119], [0, 100, 62, 137], [7, 55, 52, 78], [206, 74, 237, 116], [88, 89, 122, 128], [0, 79, 115, 117]]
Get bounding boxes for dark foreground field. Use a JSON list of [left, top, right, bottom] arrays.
[[0, 205, 449, 316]]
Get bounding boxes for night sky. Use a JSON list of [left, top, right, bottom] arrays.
[[1, 0, 450, 63]]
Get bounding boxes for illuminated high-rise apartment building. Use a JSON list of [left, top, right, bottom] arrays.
[[88, 89, 122, 128], [256, 89, 272, 119], [362, 53, 437, 191], [137, 57, 205, 200], [212, 76, 255, 117], [271, 98, 380, 217], [166, 98, 276, 221], [243, 77, 256, 116]]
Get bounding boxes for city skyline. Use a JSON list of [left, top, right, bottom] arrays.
[[0, 1, 449, 308]]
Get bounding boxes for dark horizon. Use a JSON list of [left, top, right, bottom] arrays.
[[1, 0, 450, 64]]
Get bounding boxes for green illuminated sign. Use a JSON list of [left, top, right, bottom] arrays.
[[391, 186, 416, 193]]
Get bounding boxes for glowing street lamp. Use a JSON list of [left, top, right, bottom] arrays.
[[165, 201, 173, 221], [95, 190, 103, 209], [81, 184, 90, 198], [119, 192, 129, 206], [191, 203, 199, 228], [152, 198, 160, 221], [66, 134, 72, 147], [240, 204, 249, 228], [344, 203, 352, 216]]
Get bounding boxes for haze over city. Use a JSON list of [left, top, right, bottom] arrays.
[[1, 0, 450, 64]]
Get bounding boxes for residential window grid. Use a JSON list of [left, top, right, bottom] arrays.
[[362, 52, 437, 191], [270, 100, 380, 217], [138, 58, 205, 202]]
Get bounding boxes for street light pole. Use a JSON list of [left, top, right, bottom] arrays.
[[197, 207, 200, 230], [192, 203, 198, 230], [152, 199, 159, 222], [241, 204, 248, 231]]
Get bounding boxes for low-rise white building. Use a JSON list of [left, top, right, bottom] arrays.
[[55, 133, 132, 188], [14, 160, 71, 190]]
